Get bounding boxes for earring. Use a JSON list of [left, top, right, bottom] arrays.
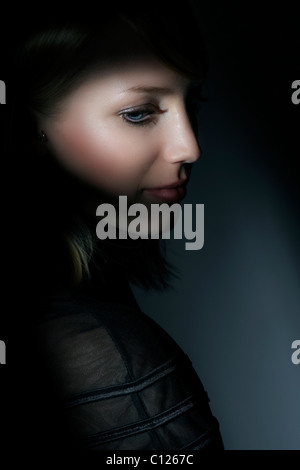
[[37, 131, 48, 144]]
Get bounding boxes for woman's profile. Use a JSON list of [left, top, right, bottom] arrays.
[[5, 2, 224, 451]]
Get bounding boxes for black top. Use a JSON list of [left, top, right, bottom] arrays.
[[29, 266, 224, 451]]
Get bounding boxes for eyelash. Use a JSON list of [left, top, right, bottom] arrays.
[[118, 93, 206, 128], [119, 105, 161, 127]]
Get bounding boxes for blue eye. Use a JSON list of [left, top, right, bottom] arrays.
[[125, 111, 147, 122], [119, 105, 158, 126]]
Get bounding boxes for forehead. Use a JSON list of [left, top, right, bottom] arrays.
[[104, 57, 191, 93], [57, 57, 192, 113]]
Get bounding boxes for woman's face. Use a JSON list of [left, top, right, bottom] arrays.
[[38, 56, 201, 209]]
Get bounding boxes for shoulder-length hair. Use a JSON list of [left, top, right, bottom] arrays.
[[6, 2, 208, 292]]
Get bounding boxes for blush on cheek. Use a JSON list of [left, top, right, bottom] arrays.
[[52, 129, 114, 181], [51, 128, 139, 196]]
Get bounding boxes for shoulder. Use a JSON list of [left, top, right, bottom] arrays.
[[35, 289, 185, 397], [33, 289, 223, 450]]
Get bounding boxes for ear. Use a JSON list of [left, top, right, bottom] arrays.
[[37, 131, 48, 144], [32, 131, 49, 157], [31, 110, 50, 156]]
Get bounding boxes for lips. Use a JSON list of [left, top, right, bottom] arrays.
[[143, 180, 188, 203]]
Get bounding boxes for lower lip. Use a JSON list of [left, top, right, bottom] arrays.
[[143, 186, 186, 203]]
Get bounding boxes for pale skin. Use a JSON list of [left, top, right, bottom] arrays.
[[37, 55, 201, 214]]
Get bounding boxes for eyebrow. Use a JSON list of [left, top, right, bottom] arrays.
[[126, 85, 175, 95]]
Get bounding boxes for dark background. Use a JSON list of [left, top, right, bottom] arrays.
[[1, 1, 299, 451], [133, 1, 300, 450]]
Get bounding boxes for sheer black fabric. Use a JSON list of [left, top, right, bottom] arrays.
[[31, 269, 224, 451]]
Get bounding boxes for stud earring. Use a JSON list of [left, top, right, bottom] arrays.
[[37, 131, 48, 144]]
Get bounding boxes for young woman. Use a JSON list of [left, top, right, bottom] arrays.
[[5, 3, 224, 451]]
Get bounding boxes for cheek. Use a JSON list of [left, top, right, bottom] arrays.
[[48, 122, 157, 196]]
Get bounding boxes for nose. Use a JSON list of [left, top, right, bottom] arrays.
[[161, 105, 201, 164]]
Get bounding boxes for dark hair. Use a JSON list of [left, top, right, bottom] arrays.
[[6, 2, 208, 292]]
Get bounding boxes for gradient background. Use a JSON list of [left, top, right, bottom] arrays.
[[0, 1, 299, 452], [132, 1, 300, 450]]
